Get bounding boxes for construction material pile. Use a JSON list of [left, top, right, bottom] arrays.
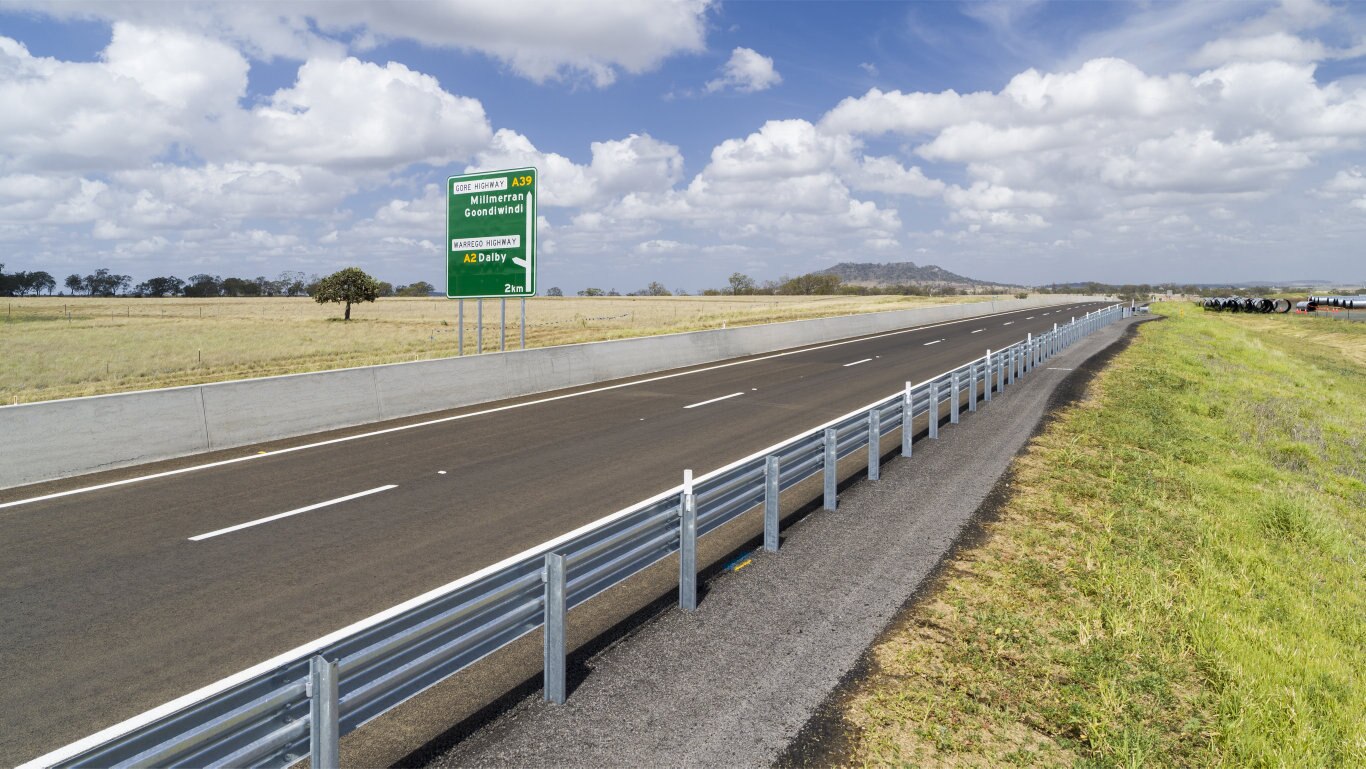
[[1201, 297, 1291, 313]]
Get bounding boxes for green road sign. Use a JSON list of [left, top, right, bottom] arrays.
[[446, 167, 537, 298]]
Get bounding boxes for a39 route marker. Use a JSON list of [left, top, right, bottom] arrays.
[[446, 167, 537, 298]]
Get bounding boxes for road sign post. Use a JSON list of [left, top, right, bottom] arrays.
[[447, 167, 538, 303]]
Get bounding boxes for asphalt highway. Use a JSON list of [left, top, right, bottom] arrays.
[[0, 301, 1106, 764]]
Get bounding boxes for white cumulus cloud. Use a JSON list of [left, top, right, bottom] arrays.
[[706, 47, 782, 93], [5, 0, 713, 87]]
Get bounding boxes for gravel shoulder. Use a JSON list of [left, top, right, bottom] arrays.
[[423, 316, 1145, 769]]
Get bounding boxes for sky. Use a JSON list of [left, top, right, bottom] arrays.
[[1, 0, 1365, 293]]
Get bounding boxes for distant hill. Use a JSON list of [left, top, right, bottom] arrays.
[[819, 261, 1001, 287]]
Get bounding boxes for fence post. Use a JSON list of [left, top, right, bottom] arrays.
[[969, 361, 978, 412], [823, 428, 837, 511], [868, 408, 880, 481], [680, 470, 697, 611], [950, 373, 960, 424], [901, 381, 913, 457], [764, 456, 780, 552], [309, 656, 339, 769], [928, 381, 939, 439], [543, 552, 566, 704], [984, 351, 993, 402]]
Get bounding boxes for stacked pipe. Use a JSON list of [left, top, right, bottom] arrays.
[[1201, 296, 1291, 313], [1304, 295, 1366, 311]]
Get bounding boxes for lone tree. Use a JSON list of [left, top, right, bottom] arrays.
[[313, 267, 382, 320]]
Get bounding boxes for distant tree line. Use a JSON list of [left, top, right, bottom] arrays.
[[2, 264, 437, 298], [695, 272, 965, 297], [0, 263, 57, 295], [1037, 282, 1267, 302], [566, 272, 976, 299]]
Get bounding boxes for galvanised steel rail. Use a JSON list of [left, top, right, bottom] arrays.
[[27, 304, 1126, 769]]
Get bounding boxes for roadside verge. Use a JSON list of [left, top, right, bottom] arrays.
[[813, 304, 1365, 766]]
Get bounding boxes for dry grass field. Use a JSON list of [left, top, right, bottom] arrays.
[[0, 294, 998, 404]]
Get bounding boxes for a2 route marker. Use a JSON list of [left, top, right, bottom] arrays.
[[446, 167, 537, 298]]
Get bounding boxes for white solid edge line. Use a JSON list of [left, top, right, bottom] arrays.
[[17, 302, 1117, 769], [842, 358, 873, 367], [683, 392, 745, 409], [0, 300, 1099, 512], [922, 339, 943, 346], [188, 485, 397, 541]]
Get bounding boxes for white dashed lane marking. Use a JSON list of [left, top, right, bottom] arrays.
[[684, 392, 745, 409], [189, 485, 398, 542]]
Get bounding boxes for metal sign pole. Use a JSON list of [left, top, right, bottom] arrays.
[[500, 298, 507, 352], [458, 299, 464, 356], [521, 298, 526, 350], [477, 299, 483, 354]]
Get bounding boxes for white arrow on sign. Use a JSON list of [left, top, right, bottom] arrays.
[[511, 190, 533, 288]]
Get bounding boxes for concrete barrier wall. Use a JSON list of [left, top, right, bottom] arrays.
[[0, 295, 1103, 488]]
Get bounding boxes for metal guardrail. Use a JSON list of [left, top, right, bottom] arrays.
[[28, 305, 1124, 769]]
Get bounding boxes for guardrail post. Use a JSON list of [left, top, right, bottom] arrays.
[[984, 351, 993, 402], [1007, 348, 1015, 386], [543, 552, 566, 704], [950, 374, 960, 424], [1026, 333, 1033, 372], [969, 361, 978, 412], [309, 655, 339, 769], [764, 456, 780, 552], [823, 428, 837, 511], [901, 381, 913, 457], [867, 409, 880, 481], [680, 470, 697, 611], [928, 381, 939, 439]]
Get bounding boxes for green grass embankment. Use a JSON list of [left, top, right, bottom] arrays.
[[843, 303, 1365, 767]]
